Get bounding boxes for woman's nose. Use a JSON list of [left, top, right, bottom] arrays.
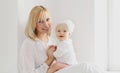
[[44, 22, 49, 28]]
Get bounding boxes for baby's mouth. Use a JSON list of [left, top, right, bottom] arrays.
[[59, 36, 64, 38]]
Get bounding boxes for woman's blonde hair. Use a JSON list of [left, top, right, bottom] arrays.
[[25, 5, 52, 41]]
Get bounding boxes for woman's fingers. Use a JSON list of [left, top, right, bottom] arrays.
[[47, 46, 56, 57], [49, 45, 57, 51]]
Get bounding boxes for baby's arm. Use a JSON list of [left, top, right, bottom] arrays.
[[47, 62, 69, 73]]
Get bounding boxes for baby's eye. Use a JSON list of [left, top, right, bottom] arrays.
[[58, 30, 60, 32], [64, 30, 66, 32], [46, 18, 50, 22]]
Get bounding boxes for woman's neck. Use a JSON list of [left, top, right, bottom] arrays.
[[37, 33, 49, 43]]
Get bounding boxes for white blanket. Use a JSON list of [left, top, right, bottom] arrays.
[[55, 63, 104, 73]]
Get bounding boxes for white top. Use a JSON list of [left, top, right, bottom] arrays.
[[18, 38, 54, 73], [54, 39, 78, 65]]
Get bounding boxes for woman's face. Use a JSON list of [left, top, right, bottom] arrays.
[[36, 13, 51, 34], [56, 24, 70, 41]]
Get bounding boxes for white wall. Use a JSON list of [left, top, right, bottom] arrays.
[[94, 0, 108, 70], [0, 0, 113, 73], [0, 0, 17, 73], [18, 0, 52, 49], [50, 0, 94, 63], [18, 0, 94, 63]]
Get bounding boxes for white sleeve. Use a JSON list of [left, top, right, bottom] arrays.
[[19, 39, 49, 73]]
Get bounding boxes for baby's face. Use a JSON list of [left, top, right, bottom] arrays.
[[55, 24, 70, 41]]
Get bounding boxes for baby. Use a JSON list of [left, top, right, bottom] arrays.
[[47, 20, 78, 73]]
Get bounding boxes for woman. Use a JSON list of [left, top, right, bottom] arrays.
[[19, 5, 56, 73]]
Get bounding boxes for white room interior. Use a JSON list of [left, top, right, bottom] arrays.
[[18, 0, 120, 73], [0, 0, 120, 73], [18, 0, 94, 64]]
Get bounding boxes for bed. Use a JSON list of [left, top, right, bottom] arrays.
[[55, 63, 104, 73]]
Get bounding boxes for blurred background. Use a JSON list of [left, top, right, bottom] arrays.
[[18, 0, 94, 64], [0, 0, 120, 73]]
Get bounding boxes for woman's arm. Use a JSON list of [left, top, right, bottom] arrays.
[[19, 39, 53, 73], [52, 62, 69, 70], [45, 56, 54, 66], [46, 45, 56, 66], [47, 62, 69, 73]]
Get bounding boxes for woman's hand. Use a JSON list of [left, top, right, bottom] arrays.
[[52, 62, 69, 71], [47, 45, 56, 57], [45, 45, 57, 66]]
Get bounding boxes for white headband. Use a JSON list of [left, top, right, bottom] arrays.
[[56, 20, 75, 34]]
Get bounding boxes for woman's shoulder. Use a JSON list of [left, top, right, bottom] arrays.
[[20, 38, 36, 54], [22, 38, 35, 46]]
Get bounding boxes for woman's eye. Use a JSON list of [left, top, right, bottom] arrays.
[[39, 21, 43, 23], [46, 18, 50, 22]]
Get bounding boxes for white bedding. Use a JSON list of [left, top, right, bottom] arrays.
[[55, 63, 104, 73]]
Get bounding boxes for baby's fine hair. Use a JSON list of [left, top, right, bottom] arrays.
[[56, 20, 75, 34]]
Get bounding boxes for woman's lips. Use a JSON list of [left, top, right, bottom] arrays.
[[42, 28, 49, 31]]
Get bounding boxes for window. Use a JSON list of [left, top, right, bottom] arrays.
[[108, 0, 120, 71], [94, 0, 120, 72]]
